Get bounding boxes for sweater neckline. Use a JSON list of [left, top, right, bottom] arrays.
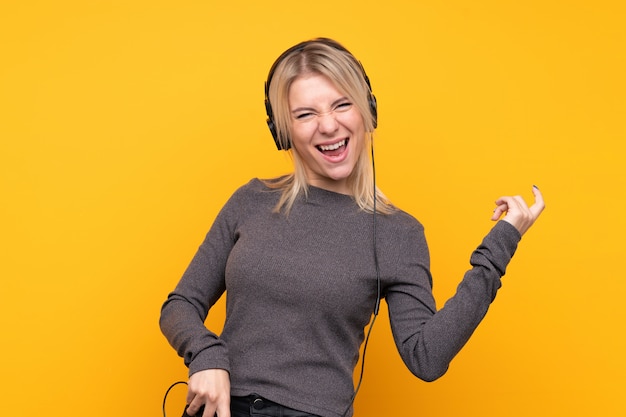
[[307, 183, 353, 198], [255, 177, 355, 205], [301, 183, 357, 210]]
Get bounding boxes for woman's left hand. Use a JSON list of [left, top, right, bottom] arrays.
[[491, 185, 545, 236]]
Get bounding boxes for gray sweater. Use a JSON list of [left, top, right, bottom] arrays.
[[159, 178, 521, 417]]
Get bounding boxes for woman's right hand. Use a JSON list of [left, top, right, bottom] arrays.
[[186, 368, 231, 417]]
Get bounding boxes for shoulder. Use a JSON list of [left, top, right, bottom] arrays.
[[369, 207, 428, 253], [221, 178, 281, 211], [381, 207, 425, 234], [229, 178, 278, 198]]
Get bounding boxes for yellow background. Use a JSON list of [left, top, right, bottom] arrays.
[[1, 1, 624, 415]]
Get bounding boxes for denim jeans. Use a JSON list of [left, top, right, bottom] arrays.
[[230, 395, 320, 417]]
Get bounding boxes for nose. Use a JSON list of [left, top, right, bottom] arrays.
[[317, 112, 339, 135]]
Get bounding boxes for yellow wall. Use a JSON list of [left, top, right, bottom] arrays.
[[1, 1, 624, 415]]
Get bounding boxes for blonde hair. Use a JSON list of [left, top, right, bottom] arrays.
[[263, 38, 394, 215]]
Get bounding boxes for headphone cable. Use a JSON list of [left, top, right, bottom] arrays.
[[371, 136, 382, 317], [341, 137, 382, 417], [163, 380, 187, 417]]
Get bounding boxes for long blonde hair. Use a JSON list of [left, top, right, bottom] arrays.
[[263, 38, 394, 215]]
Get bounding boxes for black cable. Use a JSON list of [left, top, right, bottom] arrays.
[[341, 139, 382, 417], [371, 137, 382, 317], [163, 381, 187, 417]]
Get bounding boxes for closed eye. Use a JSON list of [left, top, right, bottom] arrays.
[[334, 101, 353, 112], [295, 112, 315, 120], [291, 98, 353, 121]]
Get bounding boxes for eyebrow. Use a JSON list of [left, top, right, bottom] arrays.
[[290, 97, 350, 114]]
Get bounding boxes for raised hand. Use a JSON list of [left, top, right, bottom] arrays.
[[491, 185, 545, 236]]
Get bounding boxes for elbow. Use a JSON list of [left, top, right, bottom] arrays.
[[413, 364, 449, 382], [159, 299, 172, 335], [403, 344, 451, 382]]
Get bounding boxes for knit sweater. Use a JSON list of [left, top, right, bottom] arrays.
[[159, 178, 521, 417]]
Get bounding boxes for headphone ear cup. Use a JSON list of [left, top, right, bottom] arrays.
[[266, 119, 287, 150], [361, 72, 377, 129], [369, 94, 378, 129], [265, 93, 290, 150]]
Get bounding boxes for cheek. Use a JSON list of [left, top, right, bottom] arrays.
[[290, 124, 314, 146], [341, 110, 365, 132]]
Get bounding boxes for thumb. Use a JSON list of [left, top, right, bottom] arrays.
[[529, 185, 546, 218]]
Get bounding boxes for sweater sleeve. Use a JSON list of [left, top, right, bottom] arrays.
[[386, 220, 521, 382], [159, 189, 243, 376]]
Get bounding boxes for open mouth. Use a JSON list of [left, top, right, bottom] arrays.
[[317, 139, 348, 156]]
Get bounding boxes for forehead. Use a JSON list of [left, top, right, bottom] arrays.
[[288, 73, 344, 104]]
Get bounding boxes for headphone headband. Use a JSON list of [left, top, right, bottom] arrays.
[[264, 38, 378, 151]]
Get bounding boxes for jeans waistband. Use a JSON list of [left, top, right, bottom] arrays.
[[231, 395, 319, 417]]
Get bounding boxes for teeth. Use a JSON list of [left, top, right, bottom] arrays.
[[319, 139, 346, 151]]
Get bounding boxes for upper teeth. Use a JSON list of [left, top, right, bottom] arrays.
[[319, 139, 346, 151]]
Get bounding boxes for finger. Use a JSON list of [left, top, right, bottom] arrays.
[[498, 195, 526, 210], [491, 203, 508, 221], [185, 398, 197, 416], [529, 185, 545, 217], [184, 402, 197, 417], [215, 400, 231, 417], [186, 389, 195, 405], [201, 403, 218, 417], [187, 402, 206, 417], [493, 194, 521, 220], [499, 194, 531, 215]]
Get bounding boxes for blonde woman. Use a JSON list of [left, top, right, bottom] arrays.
[[160, 38, 544, 417]]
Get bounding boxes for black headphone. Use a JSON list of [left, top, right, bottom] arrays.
[[264, 38, 378, 151]]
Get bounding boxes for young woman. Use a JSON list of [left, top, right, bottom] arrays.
[[160, 38, 545, 417]]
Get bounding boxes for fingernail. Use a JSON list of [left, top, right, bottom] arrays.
[[533, 184, 539, 190]]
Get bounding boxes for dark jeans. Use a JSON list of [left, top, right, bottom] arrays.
[[231, 395, 320, 417]]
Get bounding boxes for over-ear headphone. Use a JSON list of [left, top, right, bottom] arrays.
[[264, 38, 378, 151]]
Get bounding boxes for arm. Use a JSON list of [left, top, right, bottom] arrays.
[[159, 219, 233, 372], [387, 186, 544, 381], [160, 191, 245, 417]]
